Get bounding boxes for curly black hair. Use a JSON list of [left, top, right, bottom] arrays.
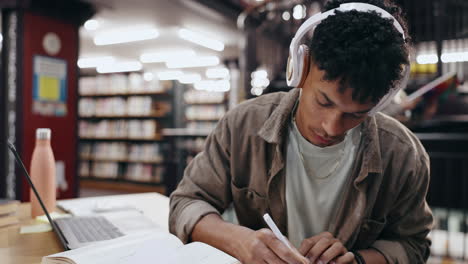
[[308, 0, 410, 103]]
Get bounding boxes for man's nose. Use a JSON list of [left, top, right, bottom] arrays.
[[321, 110, 345, 137]]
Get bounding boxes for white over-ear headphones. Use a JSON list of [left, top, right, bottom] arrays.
[[286, 2, 410, 115]]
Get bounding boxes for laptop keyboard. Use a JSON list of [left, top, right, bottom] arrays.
[[55, 216, 124, 243]]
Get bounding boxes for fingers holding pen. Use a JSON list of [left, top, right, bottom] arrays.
[[259, 229, 309, 264]]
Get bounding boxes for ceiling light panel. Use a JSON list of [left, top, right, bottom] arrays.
[[84, 19, 99, 31], [206, 68, 229, 79], [94, 28, 159, 46], [416, 54, 439, 64], [179, 73, 201, 84], [194, 80, 230, 92], [78, 56, 115, 68], [166, 56, 220, 68], [140, 50, 196, 63], [157, 70, 184, 80], [178, 28, 224, 51], [97, 61, 142, 73]]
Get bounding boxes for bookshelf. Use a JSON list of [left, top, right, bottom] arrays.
[[79, 92, 170, 97], [80, 178, 166, 194], [77, 72, 233, 194], [163, 86, 229, 183], [183, 89, 227, 131], [77, 73, 175, 195]]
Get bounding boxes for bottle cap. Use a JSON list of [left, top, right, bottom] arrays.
[[36, 128, 51, 140]]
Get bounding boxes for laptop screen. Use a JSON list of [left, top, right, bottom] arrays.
[[7, 141, 69, 250]]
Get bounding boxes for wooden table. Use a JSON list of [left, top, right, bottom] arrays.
[[0, 192, 170, 264], [0, 203, 62, 264]]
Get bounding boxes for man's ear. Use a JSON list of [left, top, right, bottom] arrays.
[[297, 47, 311, 88], [298, 55, 316, 90]]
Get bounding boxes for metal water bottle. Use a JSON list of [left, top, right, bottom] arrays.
[[30, 128, 56, 217]]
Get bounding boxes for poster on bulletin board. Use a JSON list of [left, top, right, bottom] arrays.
[[32, 55, 68, 117]]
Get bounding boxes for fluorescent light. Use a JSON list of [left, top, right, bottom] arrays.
[[282, 11, 291, 21], [178, 28, 224, 51], [78, 56, 115, 68], [441, 52, 468, 63], [416, 54, 438, 64], [179, 73, 201, 84], [251, 78, 270, 87], [215, 80, 230, 92], [194, 80, 214, 91], [206, 68, 229, 79], [293, 5, 306, 20], [251, 87, 264, 96], [194, 80, 230, 92], [251, 69, 268, 79], [140, 50, 196, 63], [94, 28, 159, 45], [97, 61, 142, 73], [157, 70, 183, 80], [143, 72, 154, 81], [417, 52, 468, 64], [84, 19, 99, 31], [0, 34, 3, 42], [166, 56, 220, 68]]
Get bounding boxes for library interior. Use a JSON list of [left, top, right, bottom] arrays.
[[1, 0, 468, 263]]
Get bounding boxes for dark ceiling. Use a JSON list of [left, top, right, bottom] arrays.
[[196, 0, 468, 43]]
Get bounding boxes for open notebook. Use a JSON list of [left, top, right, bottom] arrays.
[[42, 231, 240, 264]]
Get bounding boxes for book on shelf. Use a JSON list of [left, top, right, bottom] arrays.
[[0, 214, 19, 228], [79, 74, 170, 96], [0, 199, 19, 215], [42, 231, 239, 264], [0, 199, 20, 228]]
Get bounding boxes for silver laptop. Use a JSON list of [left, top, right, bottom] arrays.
[[8, 141, 133, 250]]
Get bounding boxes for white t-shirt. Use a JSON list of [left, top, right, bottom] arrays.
[[286, 115, 361, 248]]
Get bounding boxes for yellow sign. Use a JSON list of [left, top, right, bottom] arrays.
[[410, 62, 437, 74], [39, 76, 60, 100], [33, 55, 68, 116]]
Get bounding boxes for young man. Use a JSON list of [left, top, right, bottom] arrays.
[[169, 1, 433, 263]]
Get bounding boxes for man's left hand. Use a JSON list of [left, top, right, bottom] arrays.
[[299, 232, 355, 264]]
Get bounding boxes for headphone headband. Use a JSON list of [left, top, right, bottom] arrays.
[[291, 2, 405, 53]]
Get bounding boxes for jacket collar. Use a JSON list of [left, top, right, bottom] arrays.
[[257, 88, 383, 176], [258, 88, 300, 144], [358, 113, 383, 176]]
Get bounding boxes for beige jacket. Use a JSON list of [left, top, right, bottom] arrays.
[[169, 88, 434, 263]]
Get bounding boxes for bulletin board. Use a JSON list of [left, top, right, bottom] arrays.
[[32, 55, 68, 116]]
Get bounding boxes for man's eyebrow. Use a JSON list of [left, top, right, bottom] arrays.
[[319, 91, 372, 114]]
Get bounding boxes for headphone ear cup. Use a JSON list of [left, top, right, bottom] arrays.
[[297, 45, 310, 88], [286, 55, 294, 84]]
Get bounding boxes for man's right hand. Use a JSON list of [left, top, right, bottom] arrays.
[[192, 214, 309, 264], [234, 228, 309, 264]]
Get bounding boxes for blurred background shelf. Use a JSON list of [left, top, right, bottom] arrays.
[[162, 128, 212, 137], [79, 92, 171, 98], [80, 157, 167, 165], [79, 116, 169, 120], [79, 177, 166, 194], [79, 136, 164, 141]]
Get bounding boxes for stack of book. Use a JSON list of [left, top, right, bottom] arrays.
[[0, 199, 19, 228]]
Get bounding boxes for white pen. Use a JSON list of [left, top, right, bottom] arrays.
[[263, 213, 293, 250]]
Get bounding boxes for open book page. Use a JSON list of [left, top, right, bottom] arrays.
[[42, 232, 183, 264], [177, 242, 240, 264], [128, 240, 240, 264], [98, 210, 163, 234], [43, 231, 240, 264]]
